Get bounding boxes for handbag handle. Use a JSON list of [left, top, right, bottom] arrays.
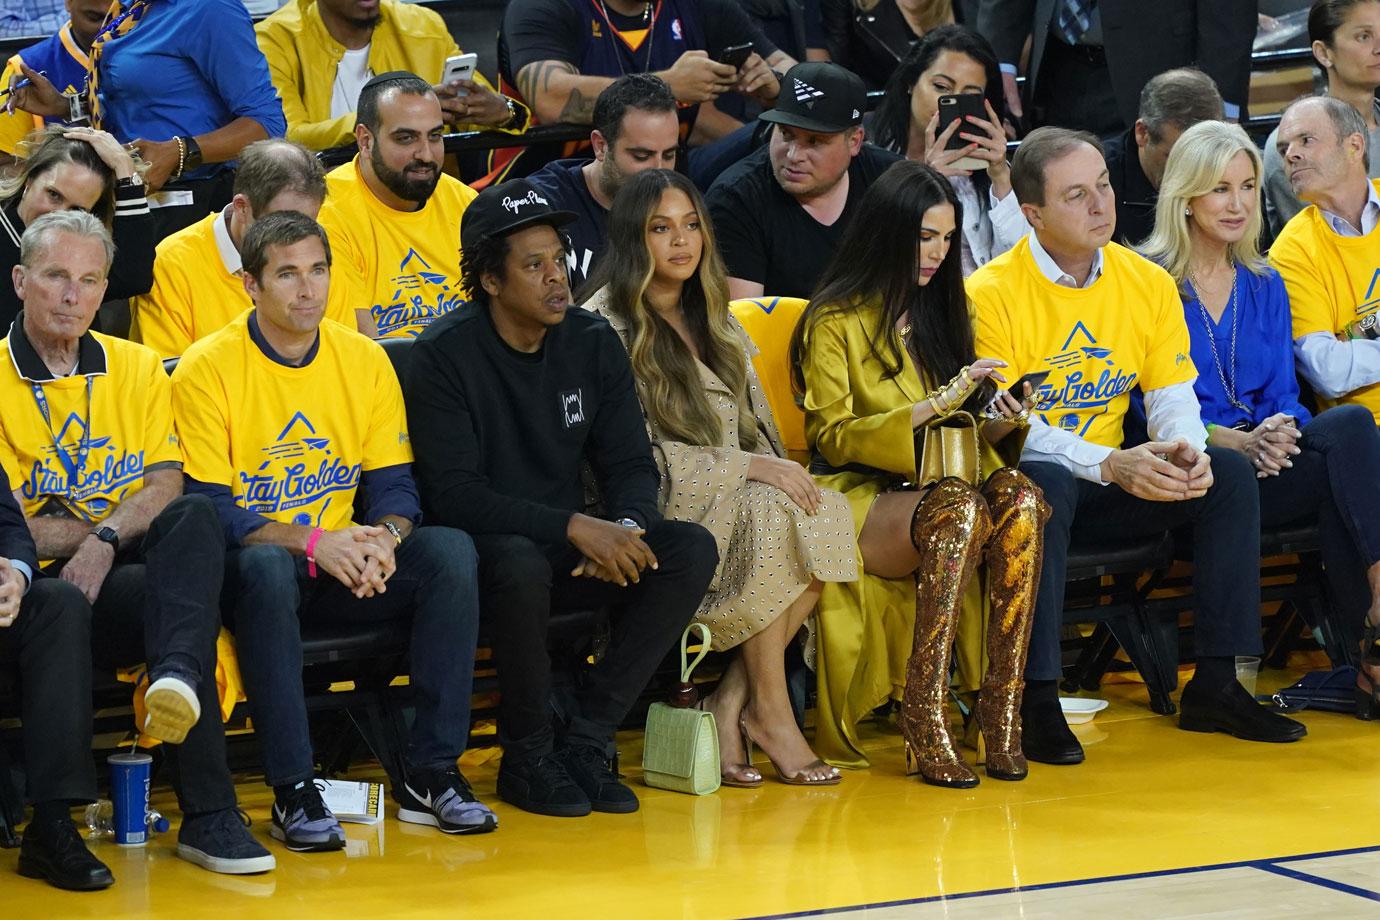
[[669, 623, 713, 708]]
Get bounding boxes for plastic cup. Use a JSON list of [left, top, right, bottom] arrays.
[[1235, 655, 1262, 698], [108, 752, 153, 846]]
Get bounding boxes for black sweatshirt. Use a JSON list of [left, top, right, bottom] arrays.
[[405, 302, 661, 545]]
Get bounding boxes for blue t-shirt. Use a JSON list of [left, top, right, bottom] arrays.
[[1168, 264, 1313, 430], [527, 158, 609, 293], [10, 22, 90, 128], [97, 0, 285, 178]]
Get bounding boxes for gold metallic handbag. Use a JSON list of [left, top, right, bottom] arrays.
[[916, 410, 982, 488]]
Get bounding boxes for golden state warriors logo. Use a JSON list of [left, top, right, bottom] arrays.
[[1356, 269, 1380, 319], [373, 248, 466, 338], [22, 413, 144, 517], [1038, 321, 1138, 436], [239, 412, 363, 525]]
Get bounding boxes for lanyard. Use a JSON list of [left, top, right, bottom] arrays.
[[31, 376, 94, 485]]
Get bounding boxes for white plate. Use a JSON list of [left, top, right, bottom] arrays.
[[1060, 697, 1109, 725]]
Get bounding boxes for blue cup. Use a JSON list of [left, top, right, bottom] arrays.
[[108, 752, 153, 846]]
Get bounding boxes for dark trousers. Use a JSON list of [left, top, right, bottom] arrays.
[[1033, 37, 1124, 138], [222, 526, 480, 787], [1258, 405, 1380, 653], [0, 579, 95, 805], [87, 494, 236, 815], [1021, 446, 1262, 681], [473, 521, 717, 760]]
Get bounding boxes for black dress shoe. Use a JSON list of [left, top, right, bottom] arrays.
[[18, 817, 114, 891], [1179, 678, 1307, 743], [1020, 697, 1085, 765]]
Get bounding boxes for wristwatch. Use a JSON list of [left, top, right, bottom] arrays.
[[1353, 313, 1380, 341], [90, 525, 119, 554], [615, 517, 641, 530], [381, 521, 404, 545]]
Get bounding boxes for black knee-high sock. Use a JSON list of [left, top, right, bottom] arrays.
[[1191, 656, 1236, 691]]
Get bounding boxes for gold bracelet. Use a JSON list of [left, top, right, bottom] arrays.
[[172, 135, 187, 181]]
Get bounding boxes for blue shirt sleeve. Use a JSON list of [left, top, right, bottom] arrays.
[[361, 464, 422, 526], [9, 559, 32, 595], [1252, 268, 1312, 426], [190, 0, 286, 138], [185, 476, 273, 548]]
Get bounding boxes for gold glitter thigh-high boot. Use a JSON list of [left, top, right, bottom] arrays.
[[900, 477, 992, 789], [977, 468, 1050, 781]]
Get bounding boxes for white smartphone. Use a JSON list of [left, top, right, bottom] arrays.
[[441, 52, 478, 96]]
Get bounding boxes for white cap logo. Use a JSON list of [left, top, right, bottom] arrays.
[[501, 189, 550, 215], [793, 78, 825, 108], [851, 108, 860, 119]]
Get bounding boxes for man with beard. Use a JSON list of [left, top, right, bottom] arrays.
[[527, 74, 680, 291], [317, 71, 477, 338], [705, 62, 900, 300], [255, 0, 528, 152]]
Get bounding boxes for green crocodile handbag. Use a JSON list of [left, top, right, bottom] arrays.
[[641, 623, 721, 796]]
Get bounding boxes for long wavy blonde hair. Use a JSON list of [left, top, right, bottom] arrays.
[[582, 169, 757, 450], [1138, 120, 1268, 289]]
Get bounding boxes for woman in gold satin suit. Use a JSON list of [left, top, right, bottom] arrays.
[[790, 160, 1049, 788]]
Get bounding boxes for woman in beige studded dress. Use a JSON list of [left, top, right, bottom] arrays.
[[582, 169, 859, 787]]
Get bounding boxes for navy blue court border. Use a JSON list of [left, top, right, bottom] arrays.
[[742, 843, 1380, 919]]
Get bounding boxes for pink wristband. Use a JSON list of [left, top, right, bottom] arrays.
[[305, 527, 325, 578]]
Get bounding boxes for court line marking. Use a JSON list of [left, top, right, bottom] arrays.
[[1256, 862, 1380, 903], [741, 843, 1380, 919]]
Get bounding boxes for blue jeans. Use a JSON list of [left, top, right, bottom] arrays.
[[222, 526, 480, 787], [1258, 404, 1380, 653], [1021, 447, 1263, 681]]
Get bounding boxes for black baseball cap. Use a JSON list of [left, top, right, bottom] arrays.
[[460, 179, 577, 251], [759, 62, 866, 134]]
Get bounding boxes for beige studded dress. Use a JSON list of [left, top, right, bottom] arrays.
[[587, 290, 858, 651]]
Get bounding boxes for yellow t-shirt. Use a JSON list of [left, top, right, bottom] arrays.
[[129, 210, 356, 358], [1271, 180, 1380, 421], [170, 311, 412, 531], [0, 330, 179, 523], [316, 157, 475, 339], [970, 238, 1196, 449]]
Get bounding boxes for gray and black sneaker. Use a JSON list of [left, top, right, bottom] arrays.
[[557, 744, 639, 814], [270, 780, 345, 852], [396, 767, 498, 834], [177, 808, 276, 874]]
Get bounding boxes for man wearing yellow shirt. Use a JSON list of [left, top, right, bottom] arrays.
[[255, 0, 528, 152], [1, 210, 274, 880], [130, 139, 355, 358], [970, 127, 1304, 766], [1272, 96, 1380, 423], [317, 71, 477, 338], [172, 211, 490, 852]]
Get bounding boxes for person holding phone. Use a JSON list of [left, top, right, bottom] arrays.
[[970, 127, 1307, 767], [1145, 120, 1380, 709], [255, 0, 529, 152], [791, 160, 1048, 786], [871, 26, 1027, 276]]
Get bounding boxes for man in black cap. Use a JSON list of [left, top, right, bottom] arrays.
[[404, 179, 718, 819], [706, 61, 903, 300]]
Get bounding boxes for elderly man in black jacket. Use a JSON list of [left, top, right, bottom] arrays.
[[405, 180, 718, 820], [0, 467, 112, 890]]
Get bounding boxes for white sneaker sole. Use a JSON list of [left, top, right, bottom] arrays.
[[144, 677, 201, 744], [176, 843, 276, 875], [397, 806, 497, 835]]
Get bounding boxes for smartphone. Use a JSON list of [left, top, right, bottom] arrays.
[[1010, 370, 1051, 399], [442, 52, 479, 96], [718, 42, 754, 70], [938, 93, 988, 171]]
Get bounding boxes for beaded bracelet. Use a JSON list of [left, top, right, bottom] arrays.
[[172, 136, 187, 181]]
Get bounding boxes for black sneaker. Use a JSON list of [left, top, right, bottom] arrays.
[[557, 744, 639, 814], [18, 817, 114, 891], [397, 767, 498, 834], [1020, 696, 1085, 765], [270, 780, 345, 852], [177, 808, 276, 874], [496, 754, 592, 818], [1179, 678, 1308, 742]]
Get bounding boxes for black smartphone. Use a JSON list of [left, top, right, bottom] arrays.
[[718, 42, 754, 70], [1011, 370, 1051, 398], [938, 93, 988, 170]]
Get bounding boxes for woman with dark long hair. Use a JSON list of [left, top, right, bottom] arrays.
[[871, 24, 1026, 276], [790, 159, 1047, 787], [0, 124, 153, 331], [582, 169, 859, 786]]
